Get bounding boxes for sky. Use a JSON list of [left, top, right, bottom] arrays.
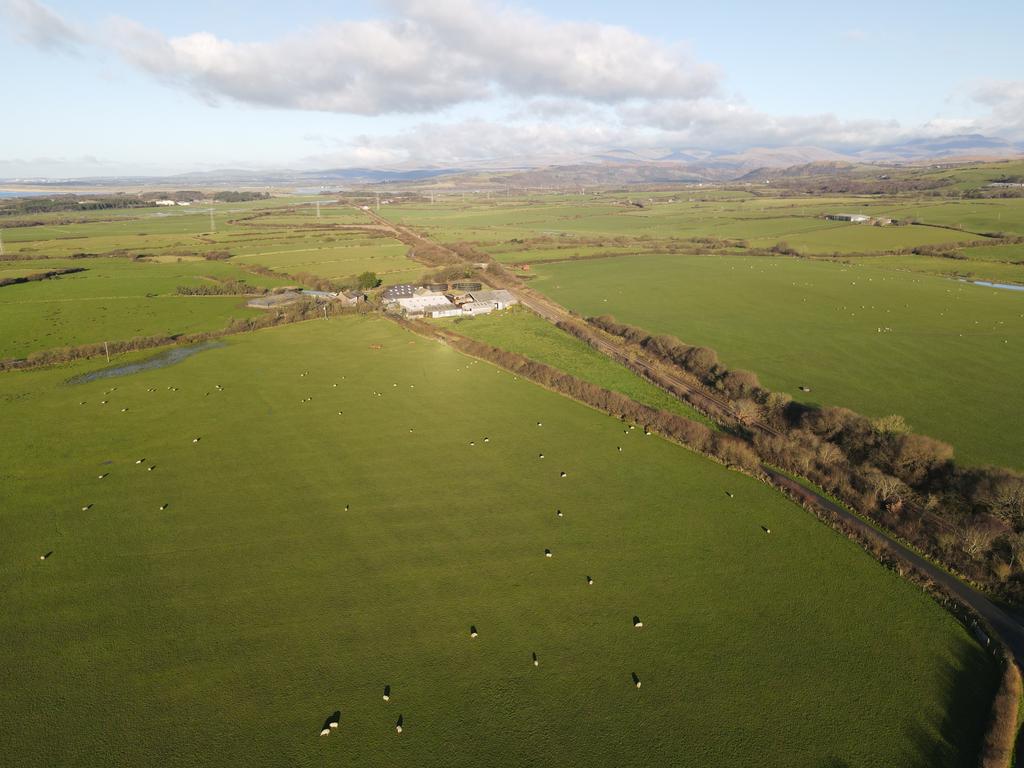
[[1, 0, 1022, 177]]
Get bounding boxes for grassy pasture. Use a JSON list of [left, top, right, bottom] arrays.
[[0, 258, 284, 359], [235, 241, 420, 284], [0, 317, 994, 767], [528, 253, 1024, 469], [387, 197, 984, 255], [438, 308, 714, 426]]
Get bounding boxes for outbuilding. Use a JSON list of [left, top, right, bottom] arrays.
[[466, 289, 518, 311]]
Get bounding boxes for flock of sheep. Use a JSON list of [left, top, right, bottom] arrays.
[[40, 355, 771, 745]]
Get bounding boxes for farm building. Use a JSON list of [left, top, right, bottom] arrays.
[[382, 284, 418, 302], [826, 213, 870, 223], [452, 281, 483, 292], [466, 289, 518, 311], [394, 294, 458, 317], [460, 301, 494, 317], [428, 304, 462, 318]]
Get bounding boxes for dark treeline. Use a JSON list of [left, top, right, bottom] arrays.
[[587, 314, 1024, 602], [0, 266, 85, 287], [211, 191, 270, 202], [174, 280, 267, 296], [0, 195, 155, 216]]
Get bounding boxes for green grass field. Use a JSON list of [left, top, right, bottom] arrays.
[[0, 316, 994, 767], [439, 308, 714, 426], [0, 258, 287, 359], [527, 253, 1024, 469]]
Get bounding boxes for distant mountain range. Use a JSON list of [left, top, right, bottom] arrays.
[[3, 134, 1021, 189]]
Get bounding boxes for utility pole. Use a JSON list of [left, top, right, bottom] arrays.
[[0, 229, 4, 258], [316, 200, 321, 219], [104, 341, 110, 363], [209, 208, 216, 234], [376, 192, 380, 212]]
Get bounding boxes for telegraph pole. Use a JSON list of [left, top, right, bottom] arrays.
[[0, 229, 4, 258], [375, 192, 380, 212], [209, 207, 216, 234], [316, 200, 321, 219]]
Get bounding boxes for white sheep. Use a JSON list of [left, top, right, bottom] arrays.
[[560, 472, 567, 478], [586, 576, 593, 585], [320, 728, 330, 737], [545, 549, 553, 558]]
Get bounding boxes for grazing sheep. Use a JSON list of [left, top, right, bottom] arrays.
[[556, 510, 562, 517], [192, 437, 200, 443], [537, 422, 542, 427], [633, 616, 643, 629], [100, 400, 108, 405], [81, 504, 92, 511], [148, 466, 155, 472], [538, 453, 544, 459], [121, 408, 129, 413], [560, 472, 567, 478], [344, 504, 350, 511], [396, 715, 403, 734], [726, 491, 734, 498], [483, 437, 489, 443], [586, 576, 593, 585], [469, 441, 475, 446], [98, 473, 108, 480], [136, 458, 145, 464], [383, 685, 391, 702], [632, 672, 641, 689], [617, 446, 622, 452], [470, 625, 478, 638], [762, 526, 771, 534], [40, 551, 53, 560], [532, 652, 539, 667], [544, 549, 553, 558], [319, 728, 331, 737], [160, 504, 168, 511]]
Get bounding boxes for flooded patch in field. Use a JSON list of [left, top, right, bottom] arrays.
[[959, 279, 1024, 293], [67, 342, 224, 384]]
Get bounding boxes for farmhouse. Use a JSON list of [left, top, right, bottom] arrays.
[[466, 289, 518, 311], [826, 213, 870, 223]]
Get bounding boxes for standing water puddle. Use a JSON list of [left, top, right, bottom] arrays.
[[958, 279, 1024, 293], [66, 342, 224, 384]]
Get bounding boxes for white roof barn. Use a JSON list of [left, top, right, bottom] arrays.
[[395, 294, 456, 316]]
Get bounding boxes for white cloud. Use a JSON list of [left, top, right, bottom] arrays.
[[0, 0, 83, 52], [91, 0, 717, 116], [970, 80, 1024, 135]]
